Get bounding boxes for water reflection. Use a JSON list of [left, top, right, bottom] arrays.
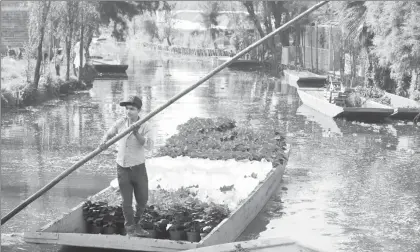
[[2, 51, 420, 252]]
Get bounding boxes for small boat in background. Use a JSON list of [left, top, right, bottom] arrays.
[[283, 69, 327, 88], [86, 56, 128, 80], [296, 75, 394, 122]]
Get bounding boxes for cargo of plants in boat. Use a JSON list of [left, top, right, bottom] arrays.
[[156, 117, 288, 167], [353, 86, 391, 106], [83, 189, 229, 241]]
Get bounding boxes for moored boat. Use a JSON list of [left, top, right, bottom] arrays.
[[283, 69, 327, 88], [84, 56, 129, 79], [23, 146, 290, 252], [297, 87, 394, 121]]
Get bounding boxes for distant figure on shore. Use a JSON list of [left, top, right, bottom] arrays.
[[73, 41, 86, 76], [54, 48, 64, 76]]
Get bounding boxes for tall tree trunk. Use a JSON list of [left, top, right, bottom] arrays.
[[33, 1, 51, 90], [79, 11, 84, 81], [243, 1, 276, 59], [66, 37, 71, 81], [84, 26, 93, 59], [243, 2, 265, 38]]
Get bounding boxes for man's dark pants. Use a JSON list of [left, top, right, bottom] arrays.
[[117, 163, 148, 227]]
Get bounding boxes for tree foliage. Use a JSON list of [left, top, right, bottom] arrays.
[[97, 1, 167, 41]]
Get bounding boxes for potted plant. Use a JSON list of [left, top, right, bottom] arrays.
[[155, 218, 170, 239], [140, 219, 157, 238], [91, 218, 103, 234], [167, 221, 186, 241], [186, 221, 202, 242], [103, 220, 117, 234]]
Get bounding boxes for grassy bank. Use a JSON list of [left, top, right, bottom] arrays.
[[1, 57, 87, 110]]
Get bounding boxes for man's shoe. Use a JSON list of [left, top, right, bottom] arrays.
[[125, 225, 149, 237], [135, 225, 150, 237]]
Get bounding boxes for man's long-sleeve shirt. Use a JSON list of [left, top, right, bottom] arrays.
[[107, 117, 154, 167]]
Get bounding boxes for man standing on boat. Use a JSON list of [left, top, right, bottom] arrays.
[[99, 95, 154, 237]]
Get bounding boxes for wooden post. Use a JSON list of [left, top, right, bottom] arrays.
[[315, 24, 318, 72], [331, 25, 335, 77]]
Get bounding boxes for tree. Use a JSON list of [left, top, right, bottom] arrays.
[[29, 0, 52, 90], [200, 2, 222, 49], [97, 1, 162, 41], [365, 2, 420, 95]]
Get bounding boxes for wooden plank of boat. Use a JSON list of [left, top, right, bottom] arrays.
[[384, 92, 420, 120], [297, 88, 394, 121], [92, 64, 128, 73], [23, 147, 290, 251], [184, 237, 326, 252], [283, 70, 327, 88]]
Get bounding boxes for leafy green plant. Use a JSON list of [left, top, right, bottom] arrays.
[[157, 117, 287, 164]]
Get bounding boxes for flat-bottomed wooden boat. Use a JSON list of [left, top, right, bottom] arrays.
[[297, 88, 394, 121], [24, 147, 290, 252], [283, 70, 327, 88]]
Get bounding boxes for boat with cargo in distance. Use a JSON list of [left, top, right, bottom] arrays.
[[285, 69, 420, 121], [296, 78, 394, 121], [23, 146, 291, 252]]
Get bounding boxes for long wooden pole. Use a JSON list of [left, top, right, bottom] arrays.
[[1, 1, 329, 226]]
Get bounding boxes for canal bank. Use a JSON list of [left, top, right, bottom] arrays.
[[2, 52, 420, 252]]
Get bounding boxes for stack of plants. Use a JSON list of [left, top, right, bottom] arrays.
[[353, 86, 392, 106], [82, 201, 125, 235], [156, 117, 288, 167], [83, 187, 230, 242]]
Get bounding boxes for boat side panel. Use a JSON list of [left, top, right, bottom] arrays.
[[197, 148, 290, 248], [362, 100, 393, 109], [297, 90, 343, 118], [24, 232, 196, 252], [40, 186, 113, 233], [385, 92, 420, 108]]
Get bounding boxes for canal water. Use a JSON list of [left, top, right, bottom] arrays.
[[2, 50, 420, 252]]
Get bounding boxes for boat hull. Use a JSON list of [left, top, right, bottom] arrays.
[[24, 148, 290, 251], [92, 64, 128, 73], [227, 60, 270, 69]]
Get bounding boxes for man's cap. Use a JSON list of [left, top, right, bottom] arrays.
[[119, 95, 142, 109]]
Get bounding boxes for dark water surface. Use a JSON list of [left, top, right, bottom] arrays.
[[2, 52, 420, 252]]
